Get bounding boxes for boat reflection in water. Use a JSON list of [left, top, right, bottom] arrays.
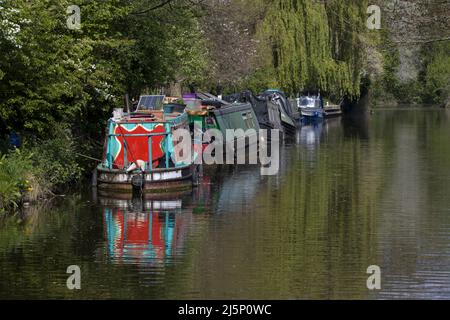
[[98, 175, 215, 267], [101, 195, 190, 266], [297, 122, 324, 147], [296, 117, 341, 147]]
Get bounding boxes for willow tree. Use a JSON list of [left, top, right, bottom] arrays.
[[257, 0, 368, 97]]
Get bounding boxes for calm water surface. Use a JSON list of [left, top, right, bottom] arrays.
[[1, 108, 450, 299]]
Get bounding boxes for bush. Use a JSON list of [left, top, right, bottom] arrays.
[[30, 126, 83, 193], [0, 126, 84, 214], [423, 43, 450, 105], [0, 149, 33, 213]]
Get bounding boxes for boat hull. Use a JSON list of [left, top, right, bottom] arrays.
[[96, 163, 198, 194], [300, 108, 325, 122]]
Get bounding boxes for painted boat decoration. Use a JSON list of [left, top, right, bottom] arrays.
[[96, 95, 199, 194]]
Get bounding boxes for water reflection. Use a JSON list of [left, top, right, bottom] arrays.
[[99, 176, 215, 268], [296, 118, 342, 147], [341, 112, 370, 139], [103, 198, 184, 266], [2, 109, 450, 299], [211, 165, 263, 214], [297, 122, 324, 147]]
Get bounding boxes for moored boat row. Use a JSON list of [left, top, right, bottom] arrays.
[[94, 89, 343, 195]]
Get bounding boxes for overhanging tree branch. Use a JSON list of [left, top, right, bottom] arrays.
[[131, 0, 174, 15]]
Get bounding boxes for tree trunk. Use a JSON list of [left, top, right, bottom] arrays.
[[166, 81, 182, 97]]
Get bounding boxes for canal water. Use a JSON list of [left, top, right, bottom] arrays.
[[1, 108, 450, 299]]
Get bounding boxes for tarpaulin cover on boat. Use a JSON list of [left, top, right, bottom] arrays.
[[261, 90, 300, 121], [224, 91, 283, 131]]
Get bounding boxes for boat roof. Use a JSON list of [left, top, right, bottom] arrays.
[[195, 92, 230, 106], [111, 110, 186, 124], [211, 101, 253, 116]]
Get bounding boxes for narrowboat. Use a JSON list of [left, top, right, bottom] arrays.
[[96, 95, 199, 194], [184, 92, 261, 152], [260, 89, 297, 135], [223, 90, 283, 133], [297, 95, 325, 122]]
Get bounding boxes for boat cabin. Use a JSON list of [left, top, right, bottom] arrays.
[[297, 96, 324, 109], [96, 95, 198, 194]]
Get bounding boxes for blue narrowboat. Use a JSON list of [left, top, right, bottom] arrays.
[[297, 95, 325, 122]]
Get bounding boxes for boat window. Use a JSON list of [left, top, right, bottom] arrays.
[[299, 97, 320, 108], [299, 98, 310, 106]]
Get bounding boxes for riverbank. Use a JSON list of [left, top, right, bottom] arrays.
[[0, 127, 87, 215]]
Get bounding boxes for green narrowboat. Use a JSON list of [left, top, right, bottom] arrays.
[[184, 92, 261, 152]]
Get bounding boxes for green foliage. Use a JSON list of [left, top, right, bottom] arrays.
[[423, 42, 450, 105], [0, 0, 210, 137], [239, 67, 278, 95], [0, 126, 83, 213], [379, 35, 401, 95], [374, 39, 450, 105], [29, 125, 83, 191], [0, 0, 211, 213], [0, 149, 33, 213], [0, 0, 129, 136], [120, 2, 211, 95], [370, 29, 419, 105], [256, 0, 367, 97]]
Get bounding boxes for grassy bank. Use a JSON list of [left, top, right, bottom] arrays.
[[0, 127, 85, 215]]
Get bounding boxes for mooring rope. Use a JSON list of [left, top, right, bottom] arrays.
[[74, 152, 102, 162]]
